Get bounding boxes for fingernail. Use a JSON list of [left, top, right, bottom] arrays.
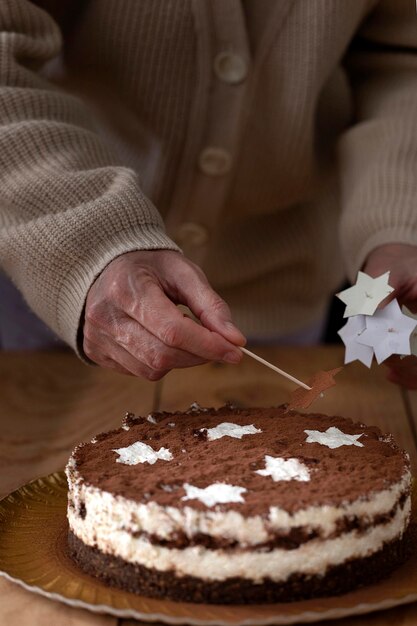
[[224, 351, 242, 364]]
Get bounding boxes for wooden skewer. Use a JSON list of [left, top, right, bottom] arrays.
[[240, 347, 312, 390]]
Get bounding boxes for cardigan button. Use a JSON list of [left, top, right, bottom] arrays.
[[176, 222, 209, 246], [198, 147, 232, 176], [214, 51, 248, 84]]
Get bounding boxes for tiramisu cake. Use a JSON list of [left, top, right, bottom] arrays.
[[66, 404, 412, 604]]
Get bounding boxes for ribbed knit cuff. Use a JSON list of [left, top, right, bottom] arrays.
[[55, 223, 181, 360]]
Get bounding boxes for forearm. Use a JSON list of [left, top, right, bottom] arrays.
[[0, 0, 179, 351]]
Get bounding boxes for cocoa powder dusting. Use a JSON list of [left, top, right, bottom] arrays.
[[73, 405, 409, 516]]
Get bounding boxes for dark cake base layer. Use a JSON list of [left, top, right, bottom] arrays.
[[68, 528, 413, 604]]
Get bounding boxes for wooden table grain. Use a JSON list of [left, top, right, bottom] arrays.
[[1, 347, 417, 626]]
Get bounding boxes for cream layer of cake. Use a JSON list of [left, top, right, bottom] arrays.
[[67, 458, 410, 545], [66, 405, 412, 585], [67, 480, 410, 582]]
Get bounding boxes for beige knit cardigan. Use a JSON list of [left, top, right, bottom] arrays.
[[0, 0, 416, 352]]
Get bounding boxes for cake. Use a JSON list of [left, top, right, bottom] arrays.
[[66, 404, 413, 604]]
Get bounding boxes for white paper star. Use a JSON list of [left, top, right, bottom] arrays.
[[357, 299, 417, 364], [336, 271, 394, 318], [113, 441, 173, 465], [201, 422, 262, 441], [256, 456, 310, 482], [304, 427, 364, 449], [182, 483, 247, 507], [338, 315, 374, 368], [403, 306, 417, 357]]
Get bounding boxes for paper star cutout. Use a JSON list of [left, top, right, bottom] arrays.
[[113, 441, 173, 465], [255, 456, 310, 482], [304, 427, 364, 449], [182, 483, 247, 507], [357, 299, 417, 364], [201, 422, 262, 441], [287, 368, 343, 410], [336, 271, 394, 318], [338, 315, 374, 368], [403, 307, 417, 356]]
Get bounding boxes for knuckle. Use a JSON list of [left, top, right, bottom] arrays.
[[82, 337, 102, 362], [147, 349, 171, 372], [82, 323, 97, 344], [106, 275, 124, 300], [160, 321, 182, 348], [113, 323, 132, 348], [147, 369, 167, 382], [129, 300, 143, 323], [210, 295, 229, 315], [127, 275, 155, 320], [85, 301, 106, 328], [83, 334, 92, 351], [179, 262, 207, 287]]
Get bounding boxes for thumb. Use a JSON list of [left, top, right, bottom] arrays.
[[174, 268, 246, 346]]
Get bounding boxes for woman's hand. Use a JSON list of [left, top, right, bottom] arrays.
[[83, 250, 245, 380], [363, 243, 417, 389]]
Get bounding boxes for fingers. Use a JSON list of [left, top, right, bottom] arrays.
[[112, 315, 209, 370], [384, 355, 417, 390], [124, 277, 243, 363], [84, 312, 209, 381], [84, 332, 169, 381], [164, 262, 246, 346], [362, 246, 417, 388], [83, 249, 245, 381], [83, 336, 137, 377], [387, 369, 417, 390]]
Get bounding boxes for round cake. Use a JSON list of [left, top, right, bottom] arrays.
[[66, 404, 412, 604]]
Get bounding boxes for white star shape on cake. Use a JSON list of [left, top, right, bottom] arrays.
[[201, 422, 262, 441], [336, 271, 394, 318], [256, 456, 310, 482], [113, 441, 173, 465], [357, 299, 417, 364], [182, 483, 247, 507], [304, 427, 364, 449], [337, 315, 374, 368]]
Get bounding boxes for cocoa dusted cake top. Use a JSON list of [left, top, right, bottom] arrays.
[[72, 404, 409, 516]]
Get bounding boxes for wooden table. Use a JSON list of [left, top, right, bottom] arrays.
[[1, 347, 417, 626]]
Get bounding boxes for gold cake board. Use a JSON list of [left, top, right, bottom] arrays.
[[0, 472, 417, 626]]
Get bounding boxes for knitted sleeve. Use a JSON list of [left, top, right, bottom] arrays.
[[338, 0, 417, 280], [0, 0, 179, 351]]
